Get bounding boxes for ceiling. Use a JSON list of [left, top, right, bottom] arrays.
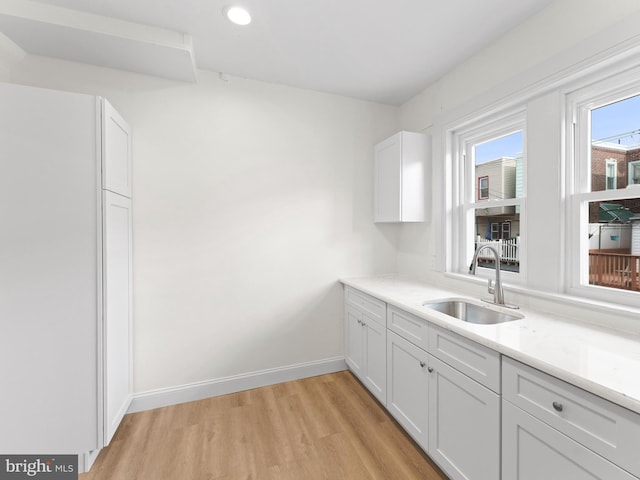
[[0, 0, 554, 105]]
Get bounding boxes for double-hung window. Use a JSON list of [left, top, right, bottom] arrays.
[[450, 111, 526, 279], [567, 70, 640, 303]]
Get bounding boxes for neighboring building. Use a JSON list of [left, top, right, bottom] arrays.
[[475, 156, 519, 240], [474, 142, 640, 248], [590, 142, 640, 223]]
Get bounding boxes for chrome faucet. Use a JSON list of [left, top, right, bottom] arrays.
[[469, 244, 519, 309]]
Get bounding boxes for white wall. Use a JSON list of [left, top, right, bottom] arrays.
[[0, 32, 23, 82], [398, 0, 640, 281], [9, 56, 399, 393], [10, 0, 640, 396]]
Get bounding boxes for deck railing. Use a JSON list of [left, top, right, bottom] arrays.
[[475, 236, 520, 264], [589, 252, 640, 291]]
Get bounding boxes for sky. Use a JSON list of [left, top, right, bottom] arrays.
[[474, 93, 640, 164], [474, 131, 522, 165], [591, 94, 640, 145]]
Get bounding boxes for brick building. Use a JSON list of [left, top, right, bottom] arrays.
[[589, 143, 640, 223]]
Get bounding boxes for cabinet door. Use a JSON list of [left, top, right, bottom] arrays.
[[103, 191, 133, 445], [363, 315, 386, 405], [503, 356, 640, 476], [374, 133, 402, 222], [345, 304, 365, 378], [386, 331, 429, 450], [102, 100, 132, 198], [428, 355, 500, 480], [502, 400, 636, 480]]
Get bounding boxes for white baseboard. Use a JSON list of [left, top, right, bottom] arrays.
[[79, 449, 101, 474], [128, 356, 347, 413]]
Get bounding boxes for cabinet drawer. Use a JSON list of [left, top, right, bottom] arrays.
[[429, 324, 500, 393], [502, 399, 636, 480], [344, 287, 386, 325], [387, 305, 429, 350], [503, 356, 640, 478]]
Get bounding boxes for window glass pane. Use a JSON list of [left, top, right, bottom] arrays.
[[587, 200, 640, 292], [591, 95, 640, 192], [474, 208, 520, 273], [474, 131, 523, 201]]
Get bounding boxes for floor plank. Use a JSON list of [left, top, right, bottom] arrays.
[[81, 371, 448, 480]]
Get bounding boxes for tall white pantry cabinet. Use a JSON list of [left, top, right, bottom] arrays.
[[0, 83, 133, 468]]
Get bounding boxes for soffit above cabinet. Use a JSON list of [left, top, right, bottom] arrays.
[[0, 0, 196, 82]]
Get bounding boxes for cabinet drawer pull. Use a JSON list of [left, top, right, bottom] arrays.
[[357, 319, 362, 325], [419, 361, 426, 368], [361, 321, 366, 327], [427, 367, 434, 373], [552, 401, 563, 412]]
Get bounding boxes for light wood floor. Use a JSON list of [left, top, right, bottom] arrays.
[[81, 371, 448, 480]]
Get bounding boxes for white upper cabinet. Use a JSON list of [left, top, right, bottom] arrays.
[[373, 131, 429, 223], [102, 100, 132, 198]]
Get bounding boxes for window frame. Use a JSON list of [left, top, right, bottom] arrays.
[[566, 70, 640, 306], [448, 110, 527, 283], [491, 222, 500, 240], [502, 222, 511, 239], [478, 176, 489, 200], [437, 31, 640, 317]]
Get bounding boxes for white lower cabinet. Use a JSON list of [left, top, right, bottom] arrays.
[[345, 304, 365, 377], [344, 302, 386, 405], [386, 331, 429, 450], [502, 357, 640, 479], [363, 315, 387, 403], [386, 329, 500, 480], [502, 400, 636, 480], [344, 287, 640, 480], [428, 355, 500, 480]]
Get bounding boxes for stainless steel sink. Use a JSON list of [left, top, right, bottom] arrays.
[[422, 299, 523, 325]]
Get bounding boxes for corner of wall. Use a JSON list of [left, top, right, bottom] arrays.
[[0, 32, 25, 81]]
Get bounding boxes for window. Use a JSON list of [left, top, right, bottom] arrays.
[[568, 79, 640, 299], [491, 222, 499, 240], [440, 38, 640, 311], [450, 112, 525, 277], [502, 222, 511, 239], [606, 159, 617, 190], [629, 161, 640, 185], [478, 176, 489, 199]]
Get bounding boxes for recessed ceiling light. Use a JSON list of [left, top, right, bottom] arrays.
[[223, 5, 252, 26]]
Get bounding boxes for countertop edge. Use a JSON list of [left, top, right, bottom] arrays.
[[340, 276, 640, 416]]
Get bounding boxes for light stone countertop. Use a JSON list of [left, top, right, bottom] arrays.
[[340, 275, 640, 415]]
